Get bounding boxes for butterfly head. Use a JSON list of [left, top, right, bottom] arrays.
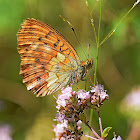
[[81, 59, 93, 70]]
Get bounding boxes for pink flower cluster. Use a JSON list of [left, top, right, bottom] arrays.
[[53, 85, 108, 140]]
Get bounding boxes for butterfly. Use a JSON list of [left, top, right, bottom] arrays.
[[17, 18, 93, 97]]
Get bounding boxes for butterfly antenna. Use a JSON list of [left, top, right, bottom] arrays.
[[71, 27, 88, 59], [60, 15, 88, 59]]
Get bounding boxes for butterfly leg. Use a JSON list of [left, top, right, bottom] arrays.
[[80, 72, 87, 90], [75, 72, 81, 90], [81, 71, 87, 81], [87, 70, 94, 86]]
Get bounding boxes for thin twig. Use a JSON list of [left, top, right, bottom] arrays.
[[85, 122, 102, 140], [98, 111, 103, 137], [84, 134, 98, 140]]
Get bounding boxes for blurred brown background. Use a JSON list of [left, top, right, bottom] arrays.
[[0, 0, 140, 139]]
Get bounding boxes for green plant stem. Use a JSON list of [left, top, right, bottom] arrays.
[[97, 0, 102, 45], [93, 46, 99, 84], [89, 0, 102, 139]]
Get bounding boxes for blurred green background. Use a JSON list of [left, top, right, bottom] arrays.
[[0, 0, 140, 139]]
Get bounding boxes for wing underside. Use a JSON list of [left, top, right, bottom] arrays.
[[17, 18, 80, 97]]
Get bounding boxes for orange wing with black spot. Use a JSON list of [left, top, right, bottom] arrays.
[[17, 18, 81, 97]]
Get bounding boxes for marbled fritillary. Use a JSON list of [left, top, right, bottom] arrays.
[[17, 18, 93, 97]]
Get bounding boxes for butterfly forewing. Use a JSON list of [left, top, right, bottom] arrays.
[[17, 18, 82, 97]]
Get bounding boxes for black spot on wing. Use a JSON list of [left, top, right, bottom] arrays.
[[38, 37, 42, 41], [45, 31, 51, 38], [60, 43, 64, 52], [54, 39, 60, 47]]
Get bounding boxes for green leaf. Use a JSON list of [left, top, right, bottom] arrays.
[[102, 127, 112, 138]]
